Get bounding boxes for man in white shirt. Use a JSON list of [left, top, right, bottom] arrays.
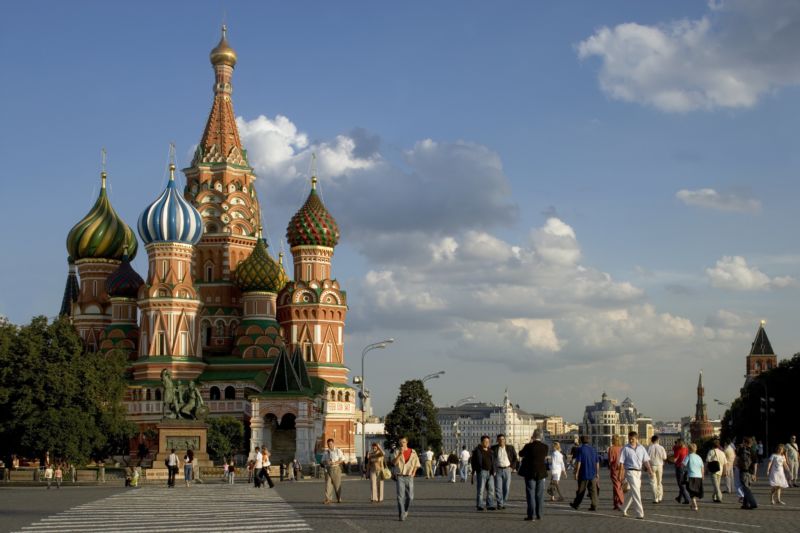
[[786, 435, 799, 488], [619, 431, 652, 519], [322, 438, 345, 503], [459, 446, 470, 482], [423, 447, 434, 478], [723, 441, 737, 493], [647, 435, 667, 503], [706, 439, 727, 502], [166, 448, 179, 488], [253, 447, 263, 488], [491, 434, 518, 510]]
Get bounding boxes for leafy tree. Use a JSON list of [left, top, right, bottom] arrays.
[[721, 353, 800, 452], [384, 379, 442, 452], [207, 416, 245, 461], [0, 316, 134, 464]]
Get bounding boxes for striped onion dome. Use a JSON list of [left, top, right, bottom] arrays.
[[234, 235, 288, 293], [66, 172, 138, 261], [105, 248, 144, 298], [286, 176, 339, 248], [138, 164, 203, 245]]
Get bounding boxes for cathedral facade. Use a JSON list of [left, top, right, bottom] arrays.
[[61, 27, 356, 465]]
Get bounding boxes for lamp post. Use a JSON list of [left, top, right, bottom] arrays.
[[421, 371, 445, 383], [713, 399, 732, 427], [354, 338, 395, 469]]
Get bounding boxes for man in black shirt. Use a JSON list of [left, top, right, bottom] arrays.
[[471, 436, 496, 511]]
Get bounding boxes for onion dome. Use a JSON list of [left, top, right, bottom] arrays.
[[286, 177, 340, 248], [210, 25, 237, 67], [234, 233, 289, 293], [66, 172, 138, 261], [138, 164, 203, 245], [105, 248, 144, 298]]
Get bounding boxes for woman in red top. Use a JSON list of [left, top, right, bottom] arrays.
[[607, 436, 624, 510]]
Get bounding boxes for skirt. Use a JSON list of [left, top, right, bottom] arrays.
[[687, 477, 704, 499]]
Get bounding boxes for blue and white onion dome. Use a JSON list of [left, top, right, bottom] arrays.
[[138, 163, 203, 245]]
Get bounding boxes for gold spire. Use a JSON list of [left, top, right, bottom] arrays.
[[210, 24, 237, 67], [760, 319, 766, 327], [310, 152, 318, 190], [169, 142, 176, 181], [101, 148, 107, 189]]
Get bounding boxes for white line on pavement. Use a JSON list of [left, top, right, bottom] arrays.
[[651, 514, 761, 527], [549, 504, 744, 533]]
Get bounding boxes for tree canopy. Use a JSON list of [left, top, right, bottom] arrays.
[[384, 379, 442, 452], [0, 316, 135, 463], [206, 416, 245, 461], [721, 352, 800, 451]]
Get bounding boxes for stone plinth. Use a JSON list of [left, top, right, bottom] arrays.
[[147, 420, 209, 480]]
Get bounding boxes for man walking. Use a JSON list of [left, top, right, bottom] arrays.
[[519, 430, 548, 521], [447, 450, 459, 482], [423, 447, 434, 479], [459, 446, 470, 482], [647, 435, 666, 503], [723, 440, 736, 493], [252, 447, 263, 488], [471, 436, 496, 511], [786, 435, 798, 487], [671, 439, 690, 504], [322, 438, 344, 504], [491, 434, 518, 510], [166, 448, 179, 488], [393, 436, 420, 521], [569, 436, 599, 511], [737, 437, 758, 509], [619, 431, 652, 519], [706, 439, 727, 502]]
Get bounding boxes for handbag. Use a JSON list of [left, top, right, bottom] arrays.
[[708, 460, 720, 473], [380, 467, 392, 480]]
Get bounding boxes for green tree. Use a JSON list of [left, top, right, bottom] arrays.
[[0, 316, 135, 464], [207, 416, 245, 461], [384, 379, 442, 452], [721, 353, 800, 451]]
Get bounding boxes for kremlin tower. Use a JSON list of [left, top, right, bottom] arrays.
[[746, 320, 777, 383], [690, 371, 714, 442], [62, 26, 357, 464]]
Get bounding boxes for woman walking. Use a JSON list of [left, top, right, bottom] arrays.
[[706, 440, 726, 503], [607, 435, 624, 510], [548, 442, 565, 501], [183, 449, 194, 487], [767, 444, 789, 505], [367, 442, 386, 503], [685, 443, 704, 511]]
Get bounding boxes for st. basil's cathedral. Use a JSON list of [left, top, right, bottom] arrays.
[[60, 27, 356, 464]]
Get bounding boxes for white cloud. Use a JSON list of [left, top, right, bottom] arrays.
[[577, 1, 800, 112], [531, 217, 581, 266], [676, 188, 761, 213], [706, 255, 796, 290], [703, 309, 754, 341]]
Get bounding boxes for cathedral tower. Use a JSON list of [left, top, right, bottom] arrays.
[[135, 162, 205, 380], [277, 175, 348, 383], [100, 248, 144, 361], [66, 169, 138, 351], [182, 26, 260, 356], [690, 371, 714, 442]]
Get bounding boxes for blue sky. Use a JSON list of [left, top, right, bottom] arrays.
[[2, 0, 800, 422]]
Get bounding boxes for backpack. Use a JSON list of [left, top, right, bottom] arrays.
[[736, 447, 752, 473]]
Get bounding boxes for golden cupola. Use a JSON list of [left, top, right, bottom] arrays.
[[210, 25, 237, 67]]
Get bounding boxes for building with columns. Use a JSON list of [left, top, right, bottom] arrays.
[[582, 393, 652, 451], [62, 27, 357, 465]]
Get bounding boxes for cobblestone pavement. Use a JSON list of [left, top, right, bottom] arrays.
[[276, 468, 800, 533]]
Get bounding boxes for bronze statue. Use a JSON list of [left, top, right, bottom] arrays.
[[160, 369, 205, 420], [160, 369, 181, 419]]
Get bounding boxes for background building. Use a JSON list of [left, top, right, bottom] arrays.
[[438, 391, 539, 452], [582, 393, 652, 451]]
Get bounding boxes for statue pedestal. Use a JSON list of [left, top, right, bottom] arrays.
[[146, 420, 210, 480]]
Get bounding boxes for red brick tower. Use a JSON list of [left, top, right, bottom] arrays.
[[690, 371, 714, 442], [746, 320, 777, 382], [278, 175, 348, 384], [182, 25, 261, 356]]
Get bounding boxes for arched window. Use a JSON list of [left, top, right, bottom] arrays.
[[330, 390, 336, 401], [755, 361, 761, 371], [210, 386, 221, 401], [345, 392, 350, 403], [205, 263, 214, 282], [145, 389, 151, 401], [155, 389, 162, 401], [337, 391, 343, 402], [224, 386, 236, 400], [216, 321, 225, 337]]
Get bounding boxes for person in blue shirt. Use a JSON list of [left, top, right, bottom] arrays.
[[569, 435, 599, 511]]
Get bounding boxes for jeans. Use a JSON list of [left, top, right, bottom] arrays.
[[476, 470, 496, 509], [459, 461, 469, 481], [495, 467, 511, 507], [396, 475, 414, 519], [167, 465, 177, 487], [525, 477, 546, 519], [184, 464, 192, 483], [675, 465, 690, 503]]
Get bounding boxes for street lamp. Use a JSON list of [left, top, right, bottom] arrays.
[[713, 399, 731, 425], [421, 371, 445, 383], [355, 338, 395, 469]]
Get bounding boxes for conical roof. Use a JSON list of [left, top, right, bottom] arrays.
[[105, 250, 144, 298], [233, 236, 288, 293], [286, 178, 340, 248], [750, 322, 774, 355], [66, 172, 138, 261], [264, 346, 303, 392], [290, 345, 312, 390], [59, 259, 80, 316]]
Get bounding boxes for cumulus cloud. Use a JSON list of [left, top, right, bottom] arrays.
[[703, 309, 754, 341], [577, 0, 800, 112], [676, 188, 761, 213], [706, 255, 796, 291]]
